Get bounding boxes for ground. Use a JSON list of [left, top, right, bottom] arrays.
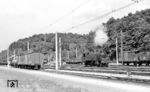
[[0, 66, 150, 92], [0, 67, 88, 92]]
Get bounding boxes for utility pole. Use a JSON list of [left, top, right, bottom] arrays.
[[7, 48, 10, 67], [14, 50, 16, 58], [59, 37, 62, 67], [45, 34, 47, 42], [27, 41, 30, 53], [68, 51, 70, 62], [25, 53, 27, 64], [44, 34, 48, 66], [55, 32, 58, 70], [116, 37, 119, 64], [121, 30, 123, 64], [1, 54, 3, 62], [25, 41, 30, 64], [13, 50, 16, 62], [14, 50, 15, 55], [18, 54, 20, 65], [76, 47, 78, 58], [45, 34, 47, 54]]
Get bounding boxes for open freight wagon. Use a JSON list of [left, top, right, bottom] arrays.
[[11, 52, 45, 69], [119, 51, 150, 66]]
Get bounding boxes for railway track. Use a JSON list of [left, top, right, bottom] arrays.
[[64, 68, 150, 76], [44, 69, 150, 85], [43, 64, 150, 76], [41, 64, 150, 85]]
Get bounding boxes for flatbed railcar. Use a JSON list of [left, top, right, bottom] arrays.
[[10, 52, 45, 70], [119, 51, 150, 66]]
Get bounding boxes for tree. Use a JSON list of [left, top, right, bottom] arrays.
[[104, 9, 150, 61]]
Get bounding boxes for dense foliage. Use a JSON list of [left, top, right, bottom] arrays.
[[1, 9, 150, 62], [105, 9, 150, 60]]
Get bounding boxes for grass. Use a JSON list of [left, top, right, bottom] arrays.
[[0, 66, 89, 92]]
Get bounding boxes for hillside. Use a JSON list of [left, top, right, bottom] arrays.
[[104, 9, 150, 60], [1, 9, 150, 62], [8, 33, 90, 54]]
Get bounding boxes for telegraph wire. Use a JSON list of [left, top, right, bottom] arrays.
[[49, 0, 90, 26], [43, 0, 143, 45], [39, 0, 143, 34], [39, 0, 90, 31], [62, 0, 143, 32]]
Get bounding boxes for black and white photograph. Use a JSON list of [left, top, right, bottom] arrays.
[[0, 0, 150, 92]]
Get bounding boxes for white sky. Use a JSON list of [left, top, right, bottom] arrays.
[[0, 0, 149, 51]]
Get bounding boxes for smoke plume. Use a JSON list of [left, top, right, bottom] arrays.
[[94, 25, 108, 46]]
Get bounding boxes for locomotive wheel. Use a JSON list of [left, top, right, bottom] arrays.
[[134, 63, 137, 66], [34, 65, 39, 70], [138, 63, 142, 66], [127, 63, 129, 66]]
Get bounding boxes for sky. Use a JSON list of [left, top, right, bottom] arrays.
[[0, 0, 149, 51]]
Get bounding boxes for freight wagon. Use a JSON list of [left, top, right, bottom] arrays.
[[0, 59, 7, 65], [119, 51, 150, 66], [10, 52, 45, 69]]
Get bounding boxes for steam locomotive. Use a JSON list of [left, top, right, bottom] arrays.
[[82, 52, 109, 67]]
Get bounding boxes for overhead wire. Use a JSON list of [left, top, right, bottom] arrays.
[[42, 0, 143, 45], [62, 0, 144, 32], [39, 0, 90, 31], [49, 0, 90, 26]]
